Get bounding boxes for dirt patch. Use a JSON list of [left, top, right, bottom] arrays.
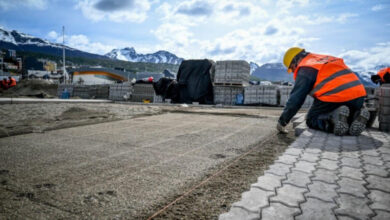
[[0, 79, 58, 98], [135, 126, 295, 219]]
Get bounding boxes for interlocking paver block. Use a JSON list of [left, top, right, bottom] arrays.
[[270, 184, 307, 207], [340, 151, 360, 159], [363, 164, 388, 177], [232, 188, 273, 214], [368, 190, 390, 211], [372, 210, 390, 220], [337, 177, 368, 198], [292, 161, 316, 174], [362, 155, 384, 166], [261, 202, 300, 220], [275, 154, 299, 165], [295, 198, 337, 220], [360, 149, 380, 157], [284, 148, 303, 156], [312, 168, 339, 184], [341, 136, 358, 145], [265, 162, 292, 177], [377, 146, 390, 155], [321, 152, 340, 161], [283, 170, 312, 188], [306, 180, 338, 202], [341, 144, 359, 152], [340, 157, 361, 168], [339, 166, 364, 180], [366, 175, 390, 193], [219, 207, 259, 220], [335, 193, 374, 219], [299, 152, 320, 163], [318, 159, 339, 171], [251, 173, 284, 192]]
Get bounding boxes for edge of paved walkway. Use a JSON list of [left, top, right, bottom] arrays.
[[219, 115, 390, 220]]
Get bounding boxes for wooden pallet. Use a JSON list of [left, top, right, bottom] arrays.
[[213, 82, 245, 86]]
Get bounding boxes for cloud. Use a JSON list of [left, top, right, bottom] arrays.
[[0, 0, 48, 10], [371, 4, 385, 11], [47, 31, 114, 55], [76, 0, 152, 23], [264, 25, 278, 35], [339, 42, 390, 73], [176, 0, 212, 16], [94, 0, 134, 12], [47, 30, 58, 39]]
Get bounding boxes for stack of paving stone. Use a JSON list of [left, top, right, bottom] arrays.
[[244, 85, 278, 105], [214, 60, 249, 105], [214, 60, 250, 85], [153, 94, 164, 103], [279, 85, 313, 108], [130, 83, 155, 102], [214, 86, 244, 105], [378, 84, 390, 132], [109, 83, 133, 101], [72, 85, 109, 99]]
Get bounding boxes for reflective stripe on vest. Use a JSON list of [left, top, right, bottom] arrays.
[[309, 68, 352, 96], [294, 53, 366, 102]]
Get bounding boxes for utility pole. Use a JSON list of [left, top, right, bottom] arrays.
[[62, 26, 68, 84]]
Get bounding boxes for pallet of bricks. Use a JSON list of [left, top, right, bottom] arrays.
[[279, 85, 314, 108], [244, 85, 278, 105], [213, 60, 249, 105], [72, 85, 109, 99], [109, 83, 133, 101], [378, 84, 390, 132], [131, 83, 155, 103]]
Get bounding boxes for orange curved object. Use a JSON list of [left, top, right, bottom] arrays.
[[73, 71, 127, 81], [293, 53, 366, 102]]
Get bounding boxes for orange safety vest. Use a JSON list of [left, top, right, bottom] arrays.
[[9, 78, 16, 87], [377, 67, 390, 82], [293, 53, 366, 102]]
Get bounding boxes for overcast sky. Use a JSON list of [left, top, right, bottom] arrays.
[[0, 0, 389, 72]]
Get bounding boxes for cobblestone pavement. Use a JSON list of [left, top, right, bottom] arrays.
[[220, 128, 390, 220]]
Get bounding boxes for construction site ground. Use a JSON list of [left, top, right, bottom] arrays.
[[0, 102, 295, 219]]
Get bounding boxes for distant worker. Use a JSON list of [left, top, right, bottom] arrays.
[[1, 78, 9, 90], [371, 67, 390, 85], [277, 47, 369, 136], [8, 76, 16, 88]]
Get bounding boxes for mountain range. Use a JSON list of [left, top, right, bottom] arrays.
[[0, 26, 380, 86], [105, 47, 183, 65]]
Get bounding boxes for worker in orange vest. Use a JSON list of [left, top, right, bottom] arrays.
[[1, 78, 9, 90], [277, 47, 368, 136], [371, 67, 390, 85], [8, 76, 16, 88]]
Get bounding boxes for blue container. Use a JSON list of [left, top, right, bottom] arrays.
[[236, 93, 244, 105], [61, 89, 70, 99]]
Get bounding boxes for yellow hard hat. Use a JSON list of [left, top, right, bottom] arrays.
[[283, 47, 304, 73]]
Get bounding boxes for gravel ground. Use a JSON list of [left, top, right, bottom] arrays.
[[0, 103, 162, 137]]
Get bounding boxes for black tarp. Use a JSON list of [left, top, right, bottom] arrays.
[[176, 59, 214, 104], [153, 78, 180, 103]]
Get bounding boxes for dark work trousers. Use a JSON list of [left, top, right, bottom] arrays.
[[306, 97, 365, 132]]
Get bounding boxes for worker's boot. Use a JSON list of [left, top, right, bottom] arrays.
[[330, 105, 350, 136], [349, 107, 369, 136]]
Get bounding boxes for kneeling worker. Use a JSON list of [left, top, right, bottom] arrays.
[[371, 67, 390, 85], [277, 47, 368, 136]]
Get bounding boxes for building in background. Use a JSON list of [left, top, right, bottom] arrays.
[[71, 67, 136, 85]]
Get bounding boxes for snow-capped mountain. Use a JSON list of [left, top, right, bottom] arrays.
[[0, 27, 108, 59], [249, 61, 259, 74], [105, 47, 184, 65]]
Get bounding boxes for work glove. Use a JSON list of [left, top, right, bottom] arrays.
[[277, 122, 288, 134]]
